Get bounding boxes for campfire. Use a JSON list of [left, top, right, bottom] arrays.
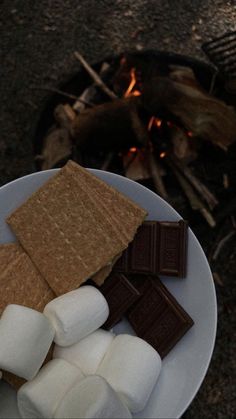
[[35, 51, 236, 228]]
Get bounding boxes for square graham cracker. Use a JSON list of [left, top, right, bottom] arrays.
[[67, 161, 147, 242], [0, 243, 55, 315], [7, 162, 146, 295]]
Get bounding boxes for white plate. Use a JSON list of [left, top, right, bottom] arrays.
[[0, 169, 217, 419]]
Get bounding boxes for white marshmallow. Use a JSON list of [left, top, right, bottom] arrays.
[[54, 375, 132, 419], [17, 359, 85, 418], [53, 329, 115, 375], [0, 304, 55, 380], [44, 286, 109, 347], [97, 334, 162, 413]]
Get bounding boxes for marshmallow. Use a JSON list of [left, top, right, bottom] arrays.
[[0, 304, 54, 380], [17, 359, 84, 419], [54, 375, 132, 419], [44, 286, 109, 347], [97, 334, 162, 413], [53, 329, 115, 375]]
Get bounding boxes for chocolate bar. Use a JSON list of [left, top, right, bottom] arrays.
[[99, 273, 140, 329], [127, 276, 194, 358], [114, 220, 188, 277]]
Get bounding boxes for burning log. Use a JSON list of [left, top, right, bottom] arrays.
[[71, 96, 148, 151], [142, 74, 236, 150]]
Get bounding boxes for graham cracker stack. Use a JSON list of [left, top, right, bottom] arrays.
[[7, 161, 147, 295], [66, 161, 147, 241], [0, 243, 55, 315]]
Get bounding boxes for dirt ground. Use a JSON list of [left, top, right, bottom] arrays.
[[0, 1, 236, 418]]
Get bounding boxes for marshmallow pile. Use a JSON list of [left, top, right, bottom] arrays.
[[0, 285, 162, 418]]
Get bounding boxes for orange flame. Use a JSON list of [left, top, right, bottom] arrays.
[[129, 147, 137, 153], [124, 68, 141, 97], [160, 152, 166, 158]]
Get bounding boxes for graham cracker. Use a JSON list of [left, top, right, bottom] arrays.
[[2, 370, 26, 390], [0, 243, 55, 315], [7, 162, 146, 296], [92, 253, 122, 286], [66, 161, 147, 241]]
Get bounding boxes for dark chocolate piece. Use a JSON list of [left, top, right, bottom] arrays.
[[114, 220, 188, 278], [127, 276, 194, 358], [158, 220, 188, 277], [100, 273, 140, 330]]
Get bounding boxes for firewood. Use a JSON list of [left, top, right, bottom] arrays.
[[148, 151, 168, 200], [73, 62, 111, 112], [142, 75, 236, 149], [166, 157, 216, 227], [169, 154, 219, 210], [100, 151, 115, 171], [38, 126, 72, 170], [74, 51, 117, 100], [54, 104, 76, 131], [170, 125, 197, 162], [71, 96, 148, 151], [123, 149, 150, 181]]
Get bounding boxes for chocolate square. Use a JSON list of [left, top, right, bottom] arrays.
[[114, 220, 188, 278], [127, 276, 194, 358], [100, 273, 140, 329]]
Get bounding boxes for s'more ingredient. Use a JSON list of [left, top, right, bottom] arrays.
[[53, 329, 115, 376], [54, 375, 132, 419], [127, 276, 194, 358], [98, 272, 140, 329], [2, 371, 26, 390], [44, 286, 109, 347], [0, 305, 55, 380], [7, 161, 147, 295], [17, 359, 84, 419], [2, 344, 54, 391], [97, 334, 162, 413], [114, 220, 188, 278], [0, 243, 55, 315]]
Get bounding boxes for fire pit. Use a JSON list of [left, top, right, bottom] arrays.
[[34, 50, 236, 230]]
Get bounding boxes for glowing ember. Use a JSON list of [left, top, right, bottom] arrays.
[[148, 117, 162, 131], [156, 119, 162, 128], [129, 147, 137, 153], [187, 131, 193, 137], [124, 68, 141, 97], [160, 152, 166, 158]]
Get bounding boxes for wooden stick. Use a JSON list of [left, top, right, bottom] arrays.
[[148, 152, 169, 201], [100, 152, 115, 171], [73, 62, 111, 112], [74, 51, 118, 100], [212, 230, 235, 261], [167, 158, 216, 227], [29, 85, 94, 107], [170, 155, 218, 210]]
